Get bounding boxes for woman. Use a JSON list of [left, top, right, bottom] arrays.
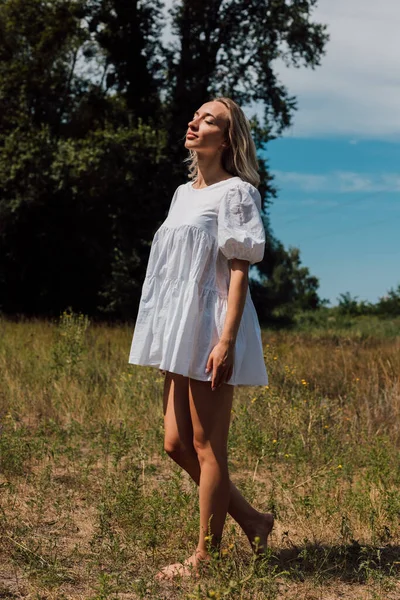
[[129, 97, 274, 580]]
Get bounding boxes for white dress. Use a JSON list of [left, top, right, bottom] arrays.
[[128, 176, 268, 387]]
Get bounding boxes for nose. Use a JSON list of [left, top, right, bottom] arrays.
[[188, 115, 198, 128]]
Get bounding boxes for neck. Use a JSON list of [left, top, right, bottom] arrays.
[[195, 153, 231, 187]]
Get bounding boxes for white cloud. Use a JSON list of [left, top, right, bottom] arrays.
[[274, 0, 400, 139], [273, 170, 400, 193], [299, 198, 339, 207], [162, 0, 400, 139], [277, 198, 340, 207], [272, 171, 328, 192]]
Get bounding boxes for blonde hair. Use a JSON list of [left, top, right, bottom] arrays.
[[183, 97, 260, 188]]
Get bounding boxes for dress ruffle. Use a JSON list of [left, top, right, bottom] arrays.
[[129, 223, 268, 386]]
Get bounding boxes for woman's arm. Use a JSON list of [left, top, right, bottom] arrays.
[[220, 258, 249, 345], [205, 258, 249, 390]]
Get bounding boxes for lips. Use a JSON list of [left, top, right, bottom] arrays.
[[187, 132, 197, 138]]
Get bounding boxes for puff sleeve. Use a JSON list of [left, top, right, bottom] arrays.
[[166, 185, 181, 217], [217, 183, 265, 265]]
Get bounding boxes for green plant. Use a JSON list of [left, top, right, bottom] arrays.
[[50, 308, 90, 376]]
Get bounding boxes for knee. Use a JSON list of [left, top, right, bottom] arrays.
[[193, 438, 227, 467], [164, 438, 195, 461], [164, 438, 181, 458]]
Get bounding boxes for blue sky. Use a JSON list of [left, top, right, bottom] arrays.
[[162, 0, 399, 306], [257, 0, 400, 306], [264, 138, 400, 306]]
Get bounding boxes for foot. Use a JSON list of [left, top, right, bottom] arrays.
[[245, 512, 274, 555], [155, 551, 211, 581]]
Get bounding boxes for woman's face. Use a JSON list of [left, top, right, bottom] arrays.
[[185, 101, 230, 155]]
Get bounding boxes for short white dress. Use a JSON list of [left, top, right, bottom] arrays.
[[128, 176, 268, 387]]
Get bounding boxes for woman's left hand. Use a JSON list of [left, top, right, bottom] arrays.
[[205, 340, 235, 390]]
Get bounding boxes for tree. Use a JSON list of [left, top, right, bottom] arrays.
[[86, 0, 165, 124], [251, 240, 322, 324], [161, 1, 329, 316], [0, 0, 90, 137], [376, 284, 400, 317], [0, 0, 169, 318], [0, 0, 329, 319], [164, 0, 328, 178]]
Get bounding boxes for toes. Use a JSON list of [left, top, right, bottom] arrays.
[[155, 561, 196, 581], [155, 553, 211, 581], [155, 563, 180, 580]]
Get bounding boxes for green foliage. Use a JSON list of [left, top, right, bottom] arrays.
[[256, 284, 400, 328], [163, 1, 330, 314], [51, 307, 90, 376], [337, 292, 364, 316], [88, 0, 165, 123], [0, 119, 168, 317], [51, 120, 169, 317], [252, 245, 323, 325], [290, 309, 400, 337], [336, 292, 378, 317], [165, 0, 329, 144], [376, 284, 400, 316], [0, 0, 331, 319], [328, 287, 400, 321], [0, 419, 34, 476]]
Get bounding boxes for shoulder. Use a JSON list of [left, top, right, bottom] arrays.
[[167, 184, 186, 214], [175, 181, 194, 196], [225, 179, 262, 212], [171, 183, 188, 200]]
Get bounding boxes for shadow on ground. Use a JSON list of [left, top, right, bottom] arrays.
[[269, 541, 400, 583]]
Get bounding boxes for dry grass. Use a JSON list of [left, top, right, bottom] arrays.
[[0, 311, 399, 599]]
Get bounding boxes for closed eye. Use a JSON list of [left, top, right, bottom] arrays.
[[193, 115, 214, 125], [193, 111, 216, 125]]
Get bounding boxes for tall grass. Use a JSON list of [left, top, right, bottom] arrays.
[[0, 311, 399, 599]]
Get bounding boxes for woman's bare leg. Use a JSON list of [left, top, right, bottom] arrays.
[[189, 376, 233, 557], [156, 372, 273, 580], [162, 372, 272, 540]]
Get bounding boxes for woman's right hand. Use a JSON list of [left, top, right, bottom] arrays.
[[205, 340, 235, 390]]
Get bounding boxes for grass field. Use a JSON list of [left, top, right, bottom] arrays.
[[1, 310, 400, 599]]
